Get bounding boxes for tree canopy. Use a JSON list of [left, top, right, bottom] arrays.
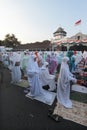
[[1, 34, 21, 48]]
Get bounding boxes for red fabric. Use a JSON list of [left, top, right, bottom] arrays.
[[34, 51, 40, 63], [75, 20, 81, 25]]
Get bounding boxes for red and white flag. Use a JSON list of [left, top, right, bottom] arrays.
[[75, 19, 81, 26]]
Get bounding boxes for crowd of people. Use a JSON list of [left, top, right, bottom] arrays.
[[0, 49, 87, 109]]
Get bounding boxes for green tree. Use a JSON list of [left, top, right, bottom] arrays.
[[4, 34, 21, 48]]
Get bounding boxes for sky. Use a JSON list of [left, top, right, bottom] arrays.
[[0, 0, 87, 44]]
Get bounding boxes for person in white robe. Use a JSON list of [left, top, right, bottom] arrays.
[[39, 62, 56, 91], [9, 52, 22, 83], [20, 51, 29, 77], [2, 52, 9, 68], [75, 52, 83, 66], [26, 56, 57, 104], [83, 50, 87, 60], [57, 56, 77, 108], [26, 54, 43, 97]]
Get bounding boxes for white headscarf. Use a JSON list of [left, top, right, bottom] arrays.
[[41, 62, 49, 70], [58, 56, 70, 81], [61, 56, 69, 70], [62, 56, 69, 63], [27, 54, 39, 74]]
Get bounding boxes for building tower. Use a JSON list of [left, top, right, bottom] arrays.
[[53, 27, 67, 41], [51, 27, 67, 50]]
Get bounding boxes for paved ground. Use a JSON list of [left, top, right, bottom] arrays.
[[0, 68, 87, 130]]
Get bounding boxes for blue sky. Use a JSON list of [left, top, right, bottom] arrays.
[[0, 0, 87, 44]]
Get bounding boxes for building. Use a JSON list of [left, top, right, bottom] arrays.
[[51, 27, 87, 51], [53, 27, 67, 40], [51, 27, 67, 50]]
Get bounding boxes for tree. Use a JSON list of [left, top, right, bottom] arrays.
[[3, 34, 21, 48]]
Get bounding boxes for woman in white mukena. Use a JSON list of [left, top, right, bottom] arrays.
[[57, 56, 77, 108], [27, 56, 57, 105], [39, 61, 56, 91], [26, 54, 43, 97], [9, 52, 22, 83]]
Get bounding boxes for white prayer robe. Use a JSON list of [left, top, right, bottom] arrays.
[[57, 57, 77, 108], [39, 62, 56, 91], [26, 54, 43, 96], [9, 52, 21, 83]]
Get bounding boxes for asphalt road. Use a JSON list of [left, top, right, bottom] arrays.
[[0, 68, 87, 130]]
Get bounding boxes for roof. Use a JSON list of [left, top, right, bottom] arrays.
[[53, 27, 67, 34], [70, 32, 87, 40]]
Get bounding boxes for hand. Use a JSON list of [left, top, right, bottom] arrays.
[[73, 78, 77, 83]]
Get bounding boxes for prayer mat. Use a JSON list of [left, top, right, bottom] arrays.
[[72, 84, 87, 94], [70, 91, 87, 104], [26, 90, 56, 105], [14, 79, 29, 88], [54, 101, 87, 127]]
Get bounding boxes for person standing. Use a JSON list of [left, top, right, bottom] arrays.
[[26, 54, 43, 97], [57, 56, 77, 108], [9, 52, 22, 83]]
